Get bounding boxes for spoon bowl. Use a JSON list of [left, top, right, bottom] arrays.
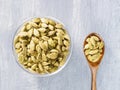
[[84, 33, 105, 66]]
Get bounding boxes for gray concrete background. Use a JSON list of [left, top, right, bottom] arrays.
[[0, 0, 120, 90]]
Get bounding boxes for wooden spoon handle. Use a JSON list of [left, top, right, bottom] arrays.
[[91, 68, 97, 90]]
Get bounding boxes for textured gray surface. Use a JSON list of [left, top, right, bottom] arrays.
[[0, 0, 120, 90]]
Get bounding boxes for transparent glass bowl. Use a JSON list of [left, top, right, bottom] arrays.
[[12, 16, 72, 77]]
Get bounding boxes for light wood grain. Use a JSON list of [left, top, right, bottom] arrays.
[[0, 0, 120, 90]]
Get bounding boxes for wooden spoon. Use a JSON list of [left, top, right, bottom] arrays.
[[83, 33, 105, 90]]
